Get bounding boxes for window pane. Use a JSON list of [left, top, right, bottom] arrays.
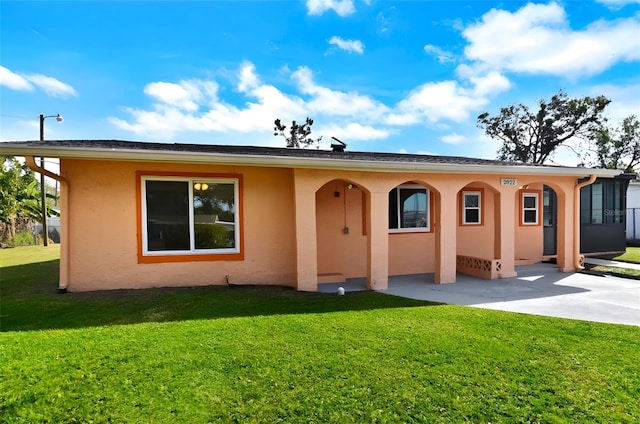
[[592, 210, 603, 224], [464, 194, 479, 208], [543, 189, 552, 226], [614, 181, 623, 223], [146, 181, 190, 251], [388, 189, 398, 229], [465, 209, 480, 223], [605, 181, 615, 224], [580, 186, 591, 224], [193, 182, 236, 249], [592, 183, 603, 224], [400, 189, 427, 228], [523, 196, 537, 209], [524, 210, 537, 224]]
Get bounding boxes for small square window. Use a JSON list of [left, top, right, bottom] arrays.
[[462, 191, 482, 225], [521, 192, 539, 225]]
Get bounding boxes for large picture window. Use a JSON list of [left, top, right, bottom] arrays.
[[139, 174, 241, 261], [389, 184, 430, 232]]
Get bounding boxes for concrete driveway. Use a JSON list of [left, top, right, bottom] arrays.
[[381, 263, 640, 327]]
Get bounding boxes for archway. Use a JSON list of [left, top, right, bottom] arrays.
[[315, 179, 368, 284]]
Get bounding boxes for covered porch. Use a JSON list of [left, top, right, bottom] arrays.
[[292, 168, 582, 292]]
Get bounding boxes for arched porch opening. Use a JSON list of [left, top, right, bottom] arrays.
[[387, 180, 440, 281], [513, 181, 569, 269], [455, 181, 503, 279], [315, 179, 368, 286]]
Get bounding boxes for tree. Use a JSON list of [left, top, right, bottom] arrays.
[[590, 115, 640, 173], [0, 156, 58, 244], [274, 117, 322, 148], [477, 91, 610, 164]]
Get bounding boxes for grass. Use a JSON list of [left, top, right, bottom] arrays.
[[612, 247, 640, 264], [2, 247, 640, 422], [586, 247, 640, 277]]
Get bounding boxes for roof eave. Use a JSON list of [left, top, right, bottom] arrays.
[[0, 144, 623, 178]]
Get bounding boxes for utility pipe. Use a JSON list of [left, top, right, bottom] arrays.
[[574, 174, 597, 270], [25, 156, 69, 293]]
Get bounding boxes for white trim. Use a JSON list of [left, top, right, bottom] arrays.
[[0, 144, 623, 177], [141, 175, 240, 256], [522, 192, 539, 225], [389, 184, 430, 232], [462, 190, 482, 225]]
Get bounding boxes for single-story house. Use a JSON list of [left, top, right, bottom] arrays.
[[0, 140, 622, 293]]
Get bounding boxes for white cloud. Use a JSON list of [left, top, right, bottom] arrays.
[[306, 0, 355, 17], [589, 82, 640, 123], [424, 44, 455, 63], [0, 66, 34, 91], [111, 62, 508, 143], [463, 2, 640, 78], [0, 66, 77, 97], [237, 62, 260, 93], [144, 81, 205, 111], [440, 133, 466, 144], [110, 63, 308, 139], [396, 81, 488, 123], [292, 66, 389, 118], [24, 74, 77, 98], [468, 70, 511, 97], [319, 122, 389, 141], [328, 36, 365, 54], [377, 11, 390, 33]]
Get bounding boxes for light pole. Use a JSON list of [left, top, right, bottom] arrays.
[[39, 113, 63, 246]]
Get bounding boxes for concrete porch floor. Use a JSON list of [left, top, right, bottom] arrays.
[[319, 263, 640, 327]]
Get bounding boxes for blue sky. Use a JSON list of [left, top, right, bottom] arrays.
[[1, 0, 639, 165]]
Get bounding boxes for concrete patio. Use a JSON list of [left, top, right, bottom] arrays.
[[319, 263, 640, 327]]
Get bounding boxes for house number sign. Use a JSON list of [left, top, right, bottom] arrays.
[[501, 178, 517, 186]]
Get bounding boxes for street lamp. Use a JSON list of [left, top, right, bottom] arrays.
[[39, 113, 63, 246]]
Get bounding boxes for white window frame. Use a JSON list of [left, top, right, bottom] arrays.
[[462, 190, 482, 225], [141, 176, 240, 257], [521, 192, 539, 226], [389, 184, 430, 233]]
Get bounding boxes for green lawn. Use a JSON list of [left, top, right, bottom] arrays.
[[586, 247, 640, 277], [1, 247, 639, 422], [613, 247, 640, 264]]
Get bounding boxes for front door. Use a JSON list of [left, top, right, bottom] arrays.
[[543, 185, 557, 256]]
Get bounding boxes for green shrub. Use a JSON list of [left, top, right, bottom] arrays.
[[10, 230, 36, 246], [195, 223, 233, 249]]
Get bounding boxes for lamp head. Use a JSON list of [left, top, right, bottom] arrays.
[[56, 114, 63, 123]]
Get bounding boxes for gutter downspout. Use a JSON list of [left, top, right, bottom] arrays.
[[25, 156, 69, 293], [574, 174, 597, 270]]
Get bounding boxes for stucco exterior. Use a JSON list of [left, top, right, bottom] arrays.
[[60, 160, 582, 292], [0, 140, 622, 293]]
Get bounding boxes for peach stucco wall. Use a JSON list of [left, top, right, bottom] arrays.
[[61, 159, 298, 291], [388, 233, 435, 275], [456, 185, 496, 259], [315, 181, 367, 278], [514, 183, 544, 262], [59, 158, 582, 292]]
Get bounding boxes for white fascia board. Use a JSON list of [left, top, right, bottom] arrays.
[[0, 144, 623, 178]]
